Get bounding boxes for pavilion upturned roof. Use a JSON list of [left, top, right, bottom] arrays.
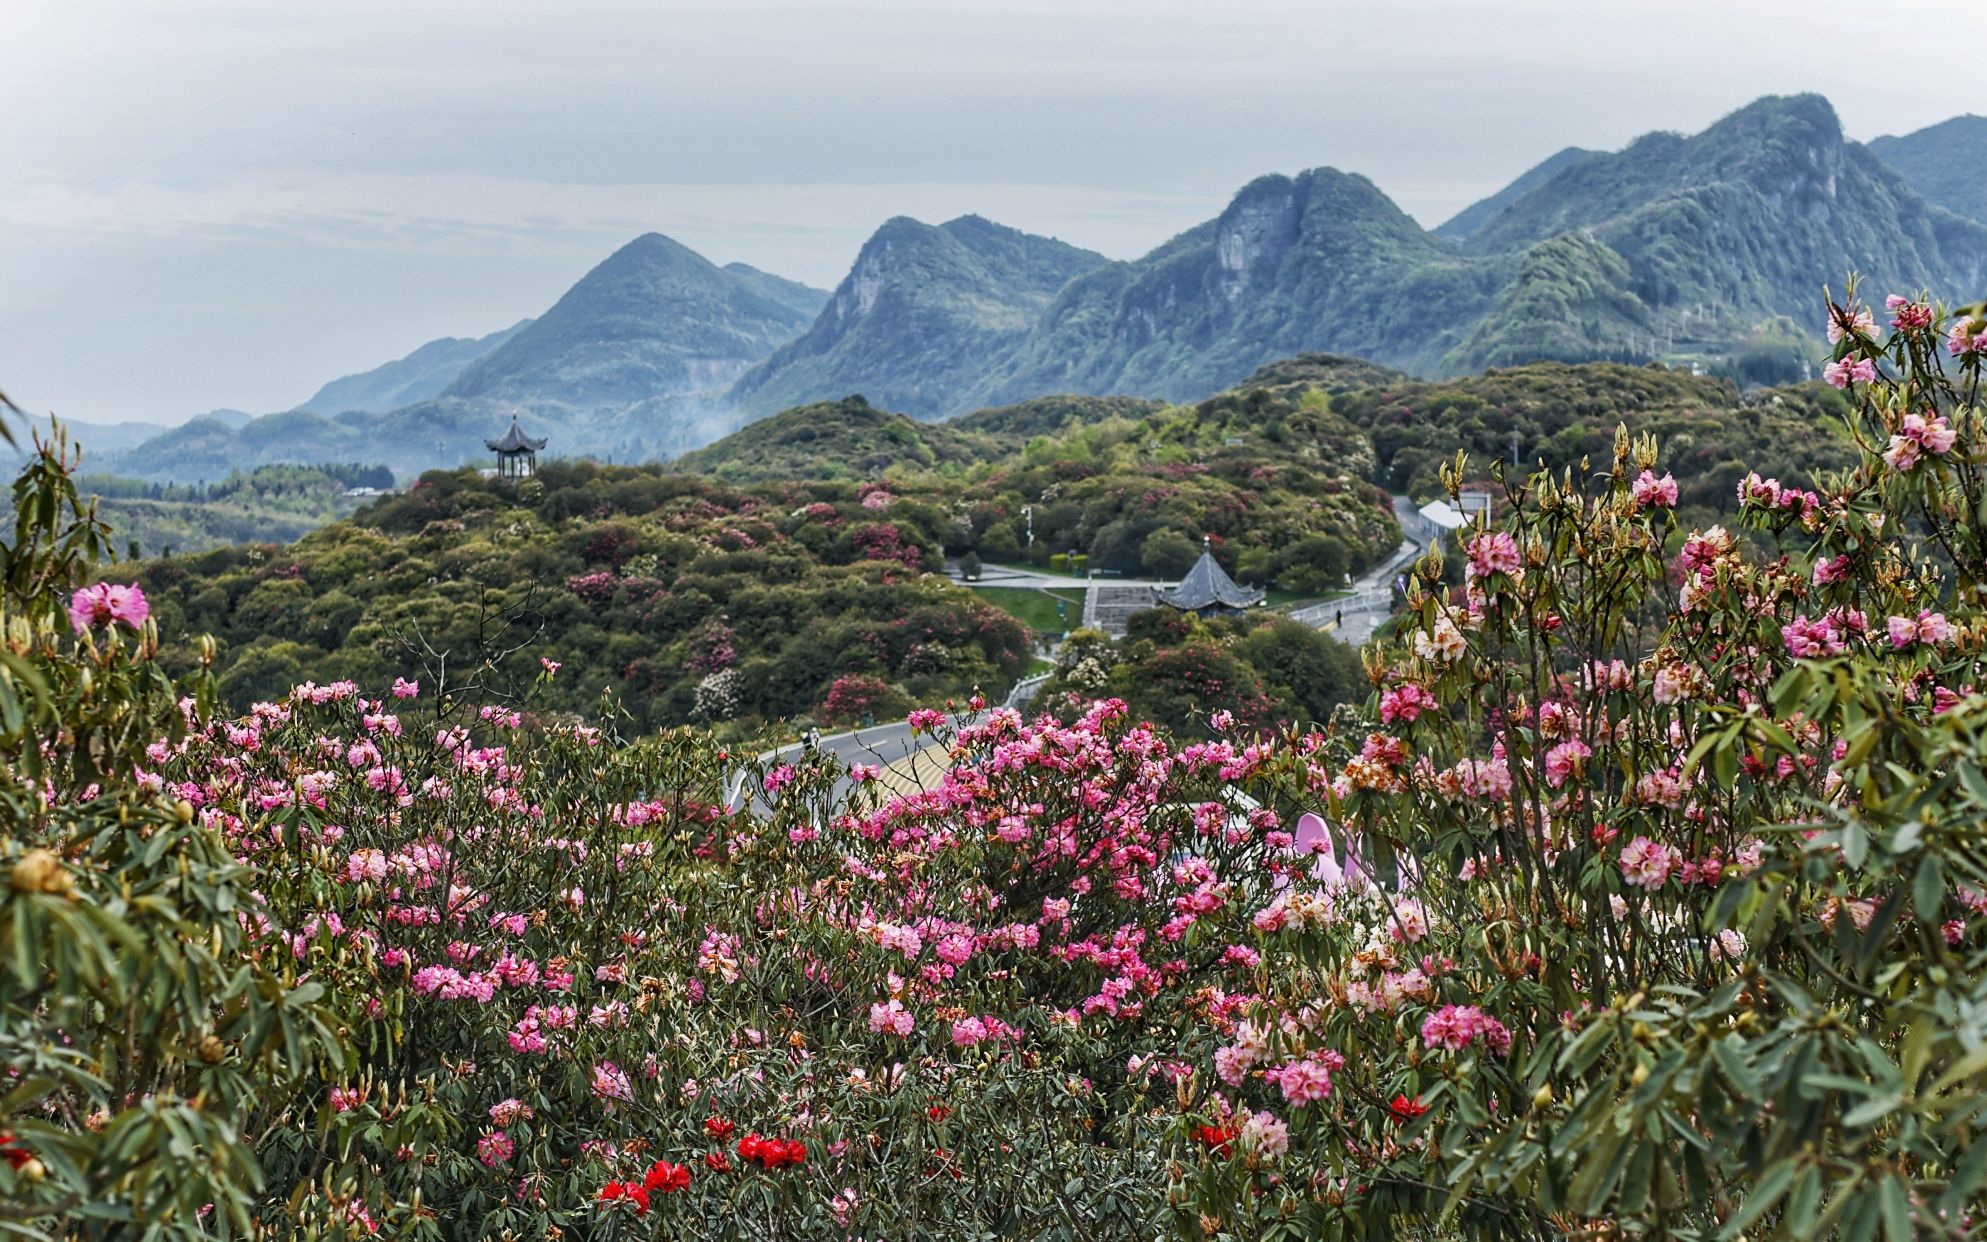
[[486, 415, 548, 454]]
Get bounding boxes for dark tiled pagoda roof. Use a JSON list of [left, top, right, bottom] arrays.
[[1160, 542, 1264, 611], [486, 416, 547, 454]]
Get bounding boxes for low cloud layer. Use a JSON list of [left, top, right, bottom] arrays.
[[0, 0, 1970, 424]]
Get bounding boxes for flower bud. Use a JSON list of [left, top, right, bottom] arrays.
[[10, 849, 71, 896]]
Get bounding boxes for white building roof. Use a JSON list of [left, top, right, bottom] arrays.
[[1418, 499, 1468, 530]]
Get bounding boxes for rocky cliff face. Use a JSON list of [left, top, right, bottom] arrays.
[[1215, 177, 1302, 303]]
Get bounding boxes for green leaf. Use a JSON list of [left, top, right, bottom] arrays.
[[1912, 853, 1943, 922], [1785, 1165, 1822, 1238], [1877, 1174, 1913, 1242], [1840, 1093, 1903, 1130], [1719, 1161, 1795, 1237]]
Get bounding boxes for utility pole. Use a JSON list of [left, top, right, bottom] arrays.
[[1510, 428, 1521, 468], [1022, 505, 1034, 549]]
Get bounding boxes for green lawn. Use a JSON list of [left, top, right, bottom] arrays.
[[972, 586, 1085, 632]]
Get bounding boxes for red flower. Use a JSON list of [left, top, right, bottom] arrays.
[[704, 1115, 735, 1140], [598, 1180, 627, 1202], [1191, 1124, 1237, 1158], [737, 1132, 806, 1170], [926, 1104, 951, 1122], [644, 1159, 691, 1193], [705, 1151, 731, 1173], [628, 1186, 651, 1214], [1388, 1094, 1429, 1122]]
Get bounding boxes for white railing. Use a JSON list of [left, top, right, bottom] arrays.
[[1290, 587, 1394, 628], [1005, 671, 1052, 709]]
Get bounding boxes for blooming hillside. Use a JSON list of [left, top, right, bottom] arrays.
[[133, 464, 1031, 732], [5, 289, 1987, 1239]]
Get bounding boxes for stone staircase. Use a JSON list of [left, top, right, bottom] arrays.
[[1084, 584, 1160, 637]]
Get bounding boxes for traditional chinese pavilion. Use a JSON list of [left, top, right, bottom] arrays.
[[486, 415, 547, 481], [1158, 538, 1265, 616]]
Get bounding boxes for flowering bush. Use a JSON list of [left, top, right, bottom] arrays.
[[1201, 286, 1987, 1237], [818, 672, 905, 725], [10, 287, 1987, 1239], [1, 423, 346, 1236]]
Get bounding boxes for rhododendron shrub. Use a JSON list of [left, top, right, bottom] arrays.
[[1176, 288, 1987, 1238], [1, 421, 346, 1239], [140, 684, 1302, 1236]]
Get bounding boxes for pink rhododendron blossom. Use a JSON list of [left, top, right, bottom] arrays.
[[1618, 836, 1680, 890], [1630, 470, 1678, 508], [1467, 531, 1522, 579], [1822, 357, 1877, 388], [867, 999, 914, 1038], [477, 1129, 514, 1167], [1543, 740, 1591, 789], [1419, 1005, 1512, 1057], [68, 582, 149, 634]]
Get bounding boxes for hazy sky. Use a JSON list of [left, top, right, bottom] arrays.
[[2, 0, 1977, 425]]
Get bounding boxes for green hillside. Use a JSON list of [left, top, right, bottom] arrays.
[[727, 215, 1107, 419], [1869, 114, 1987, 221], [447, 233, 826, 414], [668, 395, 1003, 483], [1327, 360, 1858, 506], [113, 353, 1874, 735], [134, 463, 1030, 734], [83, 464, 389, 557]]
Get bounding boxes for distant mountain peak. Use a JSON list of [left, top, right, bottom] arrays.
[[444, 233, 826, 414], [299, 321, 531, 415], [1870, 112, 1987, 222], [727, 214, 1107, 419]]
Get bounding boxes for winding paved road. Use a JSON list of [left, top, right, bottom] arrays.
[[726, 717, 944, 811], [1295, 495, 1438, 644]]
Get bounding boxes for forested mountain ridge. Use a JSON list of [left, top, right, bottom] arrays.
[[96, 94, 1987, 483], [445, 233, 827, 415], [1868, 114, 1987, 221], [726, 215, 1107, 419], [732, 95, 1982, 419], [1458, 94, 1986, 312], [1434, 146, 1595, 240], [299, 320, 532, 415]]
